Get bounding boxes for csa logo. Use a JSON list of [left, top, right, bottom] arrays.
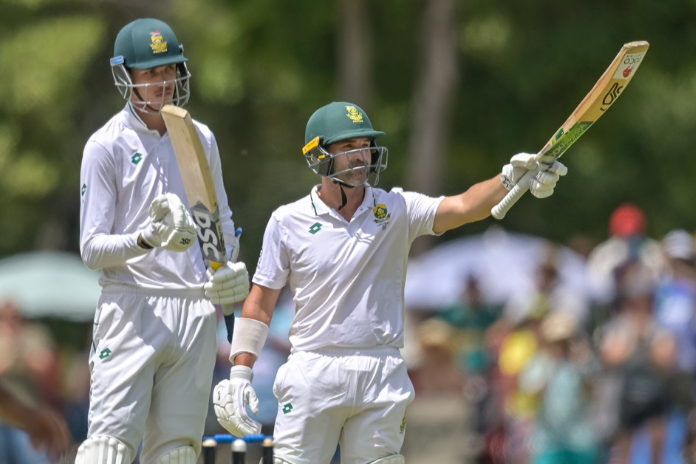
[[149, 31, 168, 54], [346, 106, 364, 124], [400, 414, 407, 433], [373, 204, 391, 230]]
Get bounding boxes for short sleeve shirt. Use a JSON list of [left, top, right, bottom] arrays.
[[253, 185, 443, 351]]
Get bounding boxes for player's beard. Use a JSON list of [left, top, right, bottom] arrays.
[[336, 163, 368, 187]]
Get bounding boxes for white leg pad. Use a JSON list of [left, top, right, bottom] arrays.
[[75, 436, 131, 464], [260, 458, 296, 464], [156, 446, 197, 464], [369, 455, 405, 464]]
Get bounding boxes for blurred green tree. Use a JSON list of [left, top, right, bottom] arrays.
[[0, 0, 695, 268]]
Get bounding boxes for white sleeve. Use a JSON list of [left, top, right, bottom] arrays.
[[79, 141, 149, 270], [205, 130, 237, 256], [251, 214, 290, 290], [400, 190, 445, 243]]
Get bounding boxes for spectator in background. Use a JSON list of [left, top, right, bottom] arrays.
[[520, 310, 598, 464], [0, 300, 68, 463], [587, 204, 668, 304], [409, 317, 466, 396], [655, 230, 696, 461], [0, 380, 71, 463], [0, 301, 59, 406], [503, 246, 589, 328], [439, 274, 501, 376], [600, 261, 677, 464]]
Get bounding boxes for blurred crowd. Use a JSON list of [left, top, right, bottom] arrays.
[[402, 204, 696, 464], [2, 203, 696, 464]]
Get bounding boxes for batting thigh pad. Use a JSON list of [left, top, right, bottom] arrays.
[[156, 446, 197, 464], [369, 455, 405, 464], [75, 436, 131, 464]]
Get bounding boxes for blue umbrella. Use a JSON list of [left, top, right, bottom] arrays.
[[0, 251, 101, 321]]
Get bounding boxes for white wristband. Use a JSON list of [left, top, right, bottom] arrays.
[[230, 317, 270, 364]]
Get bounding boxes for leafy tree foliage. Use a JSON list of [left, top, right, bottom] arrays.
[[1, 0, 695, 267]]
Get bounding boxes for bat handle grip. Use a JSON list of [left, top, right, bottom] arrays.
[[491, 170, 535, 220], [209, 260, 236, 343]]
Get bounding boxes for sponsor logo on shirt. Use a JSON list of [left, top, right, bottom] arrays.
[[99, 348, 112, 360], [131, 152, 143, 164], [309, 222, 323, 235]]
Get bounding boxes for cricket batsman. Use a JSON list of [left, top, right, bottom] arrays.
[[213, 102, 567, 463], [77, 18, 249, 464]]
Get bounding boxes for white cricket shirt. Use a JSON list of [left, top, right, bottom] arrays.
[[79, 103, 235, 289], [253, 185, 444, 351]]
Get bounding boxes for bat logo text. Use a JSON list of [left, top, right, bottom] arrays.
[[601, 82, 624, 111]]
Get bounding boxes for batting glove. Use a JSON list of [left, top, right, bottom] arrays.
[[213, 366, 262, 437], [141, 193, 198, 251], [501, 153, 568, 198], [204, 261, 250, 305]]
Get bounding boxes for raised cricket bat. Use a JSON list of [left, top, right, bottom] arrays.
[[491, 40, 650, 219], [162, 104, 237, 341]]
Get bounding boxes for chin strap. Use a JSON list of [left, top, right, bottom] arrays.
[[132, 88, 164, 114], [331, 178, 355, 211]]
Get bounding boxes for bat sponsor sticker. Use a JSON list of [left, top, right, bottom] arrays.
[[613, 52, 646, 80]]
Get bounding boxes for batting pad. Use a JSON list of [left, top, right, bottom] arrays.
[[369, 455, 406, 464], [75, 436, 131, 464], [156, 445, 196, 464]]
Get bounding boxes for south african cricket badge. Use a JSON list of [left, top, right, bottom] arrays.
[[373, 204, 391, 230]]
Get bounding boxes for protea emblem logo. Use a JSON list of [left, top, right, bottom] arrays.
[[345, 106, 363, 124], [149, 31, 168, 54], [373, 204, 391, 230]]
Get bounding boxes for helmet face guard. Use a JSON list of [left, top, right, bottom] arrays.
[[303, 136, 388, 187], [110, 54, 191, 113]]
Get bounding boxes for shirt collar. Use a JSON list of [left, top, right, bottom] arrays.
[[120, 102, 160, 135], [309, 184, 377, 219]]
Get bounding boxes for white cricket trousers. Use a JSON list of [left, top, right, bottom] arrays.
[[86, 285, 217, 464], [272, 346, 415, 464]]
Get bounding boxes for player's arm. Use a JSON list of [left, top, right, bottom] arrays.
[[433, 153, 568, 234], [231, 284, 281, 368], [433, 176, 508, 234], [212, 284, 280, 437], [80, 142, 197, 269]]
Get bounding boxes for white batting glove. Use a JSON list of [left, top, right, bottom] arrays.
[[204, 262, 250, 305], [213, 366, 262, 437], [501, 153, 568, 198], [141, 193, 198, 251]]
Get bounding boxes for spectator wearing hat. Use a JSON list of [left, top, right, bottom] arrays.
[[519, 311, 599, 464], [600, 261, 677, 464], [587, 204, 668, 303]]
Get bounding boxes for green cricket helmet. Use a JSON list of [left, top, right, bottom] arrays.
[[302, 102, 388, 187], [110, 18, 191, 112]]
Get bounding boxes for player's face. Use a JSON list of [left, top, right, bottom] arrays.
[[130, 64, 177, 110], [327, 137, 372, 186]]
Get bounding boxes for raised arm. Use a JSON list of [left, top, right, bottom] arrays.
[[433, 153, 567, 234], [433, 176, 507, 234]]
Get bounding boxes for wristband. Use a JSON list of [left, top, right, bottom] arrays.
[[229, 318, 270, 364]]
